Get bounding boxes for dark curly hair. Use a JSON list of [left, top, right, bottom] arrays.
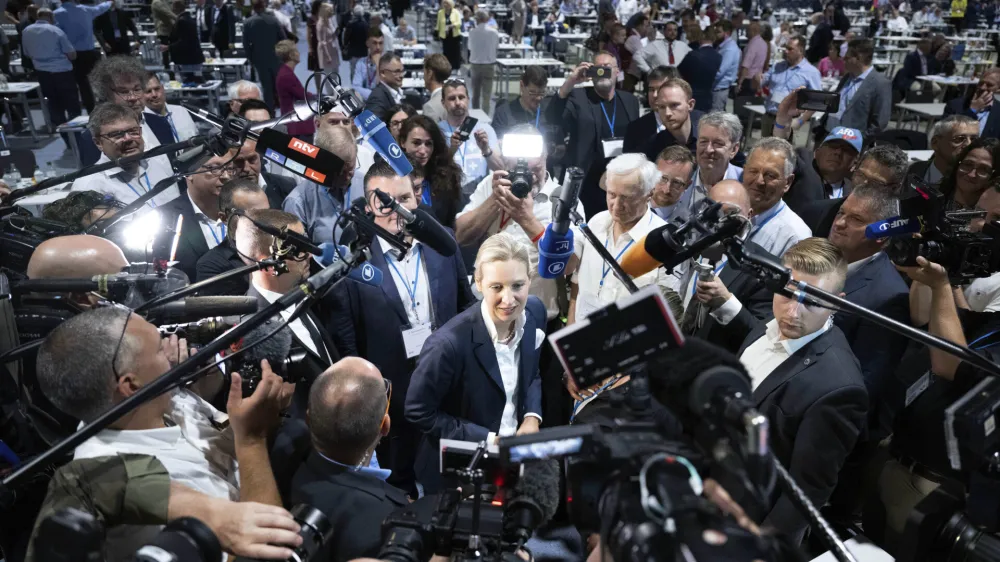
[[939, 137, 1000, 209], [398, 114, 463, 202]]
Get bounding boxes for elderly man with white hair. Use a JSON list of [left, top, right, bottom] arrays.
[[227, 80, 264, 115], [563, 153, 679, 323]]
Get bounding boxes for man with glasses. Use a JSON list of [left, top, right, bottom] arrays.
[[650, 145, 696, 221], [283, 126, 359, 246], [328, 159, 474, 495], [752, 35, 822, 137], [194, 178, 270, 295], [233, 99, 298, 209], [71, 103, 178, 209], [289, 357, 409, 560], [490, 67, 552, 141], [155, 151, 236, 280], [227, 80, 264, 116], [143, 73, 199, 142], [364, 53, 406, 124], [945, 65, 1000, 139], [21, 8, 81, 130], [911, 115, 981, 185]]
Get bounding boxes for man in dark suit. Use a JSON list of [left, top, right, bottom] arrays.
[[625, 77, 703, 161], [207, 0, 238, 55], [892, 37, 940, 99], [677, 26, 722, 113], [236, 208, 342, 500], [243, 0, 287, 109], [235, 99, 298, 209], [806, 6, 835, 64], [730, 237, 868, 543], [784, 127, 862, 217], [944, 68, 1000, 140], [155, 151, 235, 281], [94, 4, 138, 55], [328, 160, 475, 495], [546, 52, 641, 217], [491, 66, 555, 140], [164, 0, 205, 82], [195, 178, 271, 295], [907, 115, 979, 186], [363, 54, 405, 122], [291, 357, 409, 562]]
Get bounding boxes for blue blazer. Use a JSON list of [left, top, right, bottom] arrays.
[[79, 113, 177, 166], [326, 236, 475, 414], [834, 251, 910, 442], [405, 295, 546, 493]]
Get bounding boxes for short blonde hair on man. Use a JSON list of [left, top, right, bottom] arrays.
[[275, 40, 298, 63], [782, 237, 848, 293], [474, 232, 533, 283]]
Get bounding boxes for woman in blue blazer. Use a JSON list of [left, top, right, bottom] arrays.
[[405, 233, 546, 493]]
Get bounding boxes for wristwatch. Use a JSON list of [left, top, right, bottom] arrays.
[[482, 148, 493, 158]]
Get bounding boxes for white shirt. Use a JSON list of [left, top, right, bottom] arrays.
[[746, 201, 812, 257], [887, 15, 909, 31], [636, 39, 691, 72], [468, 23, 499, 64], [459, 171, 586, 319], [379, 237, 432, 326], [144, 103, 200, 142], [739, 318, 832, 390], [71, 153, 178, 208], [186, 190, 227, 250], [253, 280, 321, 356], [616, 0, 639, 24], [74, 389, 238, 562], [965, 272, 1000, 312], [571, 207, 677, 320], [438, 119, 500, 186], [380, 22, 395, 52], [480, 300, 544, 444]]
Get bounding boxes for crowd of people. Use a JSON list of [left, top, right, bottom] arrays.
[[4, 0, 1000, 560]]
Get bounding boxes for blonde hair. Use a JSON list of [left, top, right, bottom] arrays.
[[275, 40, 298, 63], [782, 237, 848, 292], [474, 232, 533, 283]]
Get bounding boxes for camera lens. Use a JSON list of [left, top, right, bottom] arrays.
[[133, 517, 221, 562], [379, 526, 426, 562]]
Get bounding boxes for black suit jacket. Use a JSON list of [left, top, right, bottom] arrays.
[[208, 3, 237, 52], [797, 197, 843, 238], [693, 242, 776, 353], [168, 13, 206, 66], [365, 83, 399, 124], [806, 22, 834, 64], [290, 453, 410, 562], [155, 190, 212, 281], [194, 239, 249, 296], [94, 8, 138, 54], [736, 323, 868, 543], [893, 50, 940, 93], [622, 111, 658, 155], [945, 97, 1000, 139], [405, 296, 546, 494], [263, 171, 297, 209], [677, 45, 722, 112], [784, 147, 852, 217], [629, 110, 704, 162]]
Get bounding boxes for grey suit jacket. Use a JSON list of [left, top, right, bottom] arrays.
[[422, 88, 446, 123], [825, 69, 892, 137]]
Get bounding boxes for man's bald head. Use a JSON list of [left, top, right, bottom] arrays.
[[27, 235, 128, 279], [708, 179, 752, 219], [307, 357, 388, 464]]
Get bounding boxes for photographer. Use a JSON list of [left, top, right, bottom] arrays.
[[34, 307, 295, 561]]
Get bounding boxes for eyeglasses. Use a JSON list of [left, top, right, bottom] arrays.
[[100, 127, 142, 142], [522, 89, 547, 99], [383, 378, 392, 415], [390, 118, 407, 129], [949, 134, 978, 146], [112, 87, 145, 100], [383, 68, 405, 75], [444, 78, 467, 86], [958, 161, 993, 178], [111, 308, 133, 380]]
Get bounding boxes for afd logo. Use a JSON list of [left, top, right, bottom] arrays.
[[879, 217, 911, 232], [389, 142, 403, 159], [288, 138, 320, 158], [361, 263, 377, 282]]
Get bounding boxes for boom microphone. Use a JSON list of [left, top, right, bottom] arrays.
[[143, 296, 259, 324], [503, 459, 561, 547], [315, 243, 384, 287], [368, 190, 457, 257], [620, 213, 746, 278], [225, 317, 295, 396], [864, 216, 922, 240], [158, 318, 237, 345], [12, 273, 180, 296]]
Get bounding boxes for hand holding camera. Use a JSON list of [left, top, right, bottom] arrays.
[[491, 170, 534, 224], [227, 359, 296, 445]]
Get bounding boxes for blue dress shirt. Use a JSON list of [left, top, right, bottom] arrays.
[[316, 450, 391, 480], [833, 66, 872, 120], [762, 59, 823, 114], [53, 0, 112, 51], [352, 57, 378, 99], [282, 180, 347, 246], [713, 37, 741, 91], [21, 21, 75, 73]]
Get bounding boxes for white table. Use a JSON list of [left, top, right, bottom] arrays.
[[896, 102, 946, 132], [401, 57, 426, 67], [55, 115, 90, 166], [743, 104, 767, 142], [498, 43, 535, 56], [164, 79, 224, 109], [496, 58, 566, 96], [0, 82, 47, 142], [201, 57, 249, 80], [551, 32, 590, 40], [905, 150, 934, 161]]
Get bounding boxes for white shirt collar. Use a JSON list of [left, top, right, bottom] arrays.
[[187, 190, 219, 224], [252, 280, 284, 302], [480, 298, 526, 347], [377, 235, 415, 259], [847, 252, 879, 276], [764, 317, 833, 355], [95, 153, 149, 180]]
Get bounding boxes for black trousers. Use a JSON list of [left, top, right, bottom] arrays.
[[442, 35, 462, 72], [37, 69, 82, 127], [71, 49, 101, 112], [158, 34, 171, 67]]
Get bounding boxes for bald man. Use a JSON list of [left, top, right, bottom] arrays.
[[26, 235, 129, 308], [282, 126, 363, 246], [289, 358, 409, 562], [679, 180, 776, 351]]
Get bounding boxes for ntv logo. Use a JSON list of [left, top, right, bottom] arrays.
[[288, 138, 320, 158]]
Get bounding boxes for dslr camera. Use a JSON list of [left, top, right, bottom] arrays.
[[500, 133, 544, 199]]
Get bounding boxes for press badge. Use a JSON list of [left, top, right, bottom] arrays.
[[402, 323, 433, 359], [602, 138, 624, 159]]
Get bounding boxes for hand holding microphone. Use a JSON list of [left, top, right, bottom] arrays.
[[537, 167, 584, 279]]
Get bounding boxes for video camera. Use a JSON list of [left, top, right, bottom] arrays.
[[870, 176, 1000, 283]]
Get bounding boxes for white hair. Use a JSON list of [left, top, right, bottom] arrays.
[[606, 153, 660, 196], [227, 80, 263, 100]]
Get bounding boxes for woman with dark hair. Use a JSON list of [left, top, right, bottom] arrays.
[[939, 138, 1000, 211], [399, 115, 465, 228], [306, 0, 323, 72], [382, 103, 417, 140]]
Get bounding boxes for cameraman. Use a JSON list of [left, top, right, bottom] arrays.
[[867, 250, 1000, 554], [34, 307, 296, 561]]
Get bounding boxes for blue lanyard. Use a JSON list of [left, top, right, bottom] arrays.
[[125, 172, 156, 208], [534, 107, 541, 129], [387, 246, 423, 320], [570, 373, 624, 422], [445, 123, 468, 169], [749, 201, 784, 239], [206, 220, 226, 246], [599, 237, 634, 288], [970, 329, 1000, 350], [421, 180, 432, 206], [165, 112, 179, 141], [599, 96, 617, 136]]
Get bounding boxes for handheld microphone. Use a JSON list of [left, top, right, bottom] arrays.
[[254, 128, 345, 188], [355, 109, 414, 176], [157, 318, 237, 345], [367, 190, 458, 257], [537, 168, 584, 279], [314, 243, 384, 287], [864, 216, 922, 240], [143, 296, 260, 324]]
